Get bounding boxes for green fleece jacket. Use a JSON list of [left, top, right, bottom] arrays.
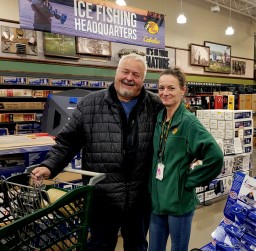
[[150, 103, 223, 216]]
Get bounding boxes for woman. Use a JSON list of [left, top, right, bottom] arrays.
[[149, 67, 223, 251]]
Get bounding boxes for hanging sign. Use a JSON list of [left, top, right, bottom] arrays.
[[18, 0, 165, 49]]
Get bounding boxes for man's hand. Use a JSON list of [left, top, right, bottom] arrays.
[[31, 166, 51, 183]]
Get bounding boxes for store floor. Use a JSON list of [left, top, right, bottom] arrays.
[[115, 147, 256, 250], [115, 198, 226, 250]]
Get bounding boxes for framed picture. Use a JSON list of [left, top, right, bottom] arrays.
[[76, 37, 111, 57], [190, 44, 210, 66], [232, 59, 246, 75], [1, 26, 38, 55], [204, 41, 231, 73], [43, 32, 78, 59]]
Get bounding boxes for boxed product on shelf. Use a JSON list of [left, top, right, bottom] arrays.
[[144, 83, 158, 89], [225, 109, 252, 120], [0, 102, 45, 110], [233, 153, 252, 172], [27, 78, 49, 85], [50, 79, 70, 86], [227, 95, 235, 110], [0, 165, 25, 178], [196, 175, 233, 203], [89, 81, 106, 87], [70, 80, 89, 87], [217, 156, 234, 178], [0, 114, 13, 122], [201, 172, 256, 250], [0, 89, 33, 97], [2, 77, 26, 85], [13, 113, 36, 122], [32, 90, 52, 97]]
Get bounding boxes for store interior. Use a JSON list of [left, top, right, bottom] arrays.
[[0, 0, 256, 250]]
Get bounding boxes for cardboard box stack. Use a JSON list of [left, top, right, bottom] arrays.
[[196, 109, 253, 203]]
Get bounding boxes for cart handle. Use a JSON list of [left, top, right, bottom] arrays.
[[25, 165, 106, 186], [63, 167, 106, 186]]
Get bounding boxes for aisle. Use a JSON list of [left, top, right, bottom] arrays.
[[115, 198, 226, 250]]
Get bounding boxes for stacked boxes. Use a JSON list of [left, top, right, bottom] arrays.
[[196, 109, 253, 203]]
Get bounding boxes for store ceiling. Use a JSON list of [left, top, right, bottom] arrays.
[[204, 0, 256, 20]]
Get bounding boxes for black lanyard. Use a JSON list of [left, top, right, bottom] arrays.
[[158, 118, 172, 162]]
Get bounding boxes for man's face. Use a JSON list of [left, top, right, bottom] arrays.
[[114, 58, 145, 102]]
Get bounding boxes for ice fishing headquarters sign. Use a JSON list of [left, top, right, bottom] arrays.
[[19, 0, 165, 49]]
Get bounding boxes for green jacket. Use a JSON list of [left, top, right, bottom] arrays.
[[150, 103, 223, 216]]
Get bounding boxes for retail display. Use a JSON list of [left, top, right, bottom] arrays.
[[195, 109, 253, 204], [201, 171, 256, 250]]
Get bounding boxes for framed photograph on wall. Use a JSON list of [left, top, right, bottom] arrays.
[[76, 37, 111, 57], [1, 26, 38, 55], [204, 41, 231, 73], [43, 32, 78, 59], [231, 59, 246, 75], [190, 44, 210, 66]]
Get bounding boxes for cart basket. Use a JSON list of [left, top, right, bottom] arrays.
[[0, 167, 106, 251]]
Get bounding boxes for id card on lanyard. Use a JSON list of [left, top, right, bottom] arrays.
[[156, 119, 171, 181]]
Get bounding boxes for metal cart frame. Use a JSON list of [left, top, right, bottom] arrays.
[[0, 167, 106, 251]]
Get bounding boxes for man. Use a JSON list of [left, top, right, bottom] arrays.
[[31, 0, 53, 32], [32, 53, 162, 251]]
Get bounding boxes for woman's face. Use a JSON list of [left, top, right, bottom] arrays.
[[158, 74, 186, 108]]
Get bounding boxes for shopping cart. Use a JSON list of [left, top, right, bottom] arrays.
[[0, 167, 106, 251]]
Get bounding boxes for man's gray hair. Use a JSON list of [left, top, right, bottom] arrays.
[[117, 53, 147, 80]]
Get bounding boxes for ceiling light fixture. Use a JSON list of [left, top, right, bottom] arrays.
[[225, 0, 234, 35], [177, 0, 186, 24], [116, 0, 126, 6]]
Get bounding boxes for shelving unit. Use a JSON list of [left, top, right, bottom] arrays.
[[0, 80, 158, 135]]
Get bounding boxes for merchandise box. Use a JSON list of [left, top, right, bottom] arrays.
[[0, 165, 25, 178], [144, 83, 158, 89], [210, 110, 218, 120], [252, 93, 256, 112], [213, 91, 233, 96], [210, 129, 218, 139], [2, 77, 26, 85], [201, 172, 256, 250], [238, 94, 246, 110], [32, 90, 52, 98], [232, 153, 252, 172], [224, 110, 252, 121], [50, 79, 70, 86], [70, 80, 89, 87], [225, 129, 234, 139], [217, 129, 225, 139], [202, 118, 210, 128], [0, 102, 44, 110], [196, 175, 233, 203], [89, 81, 106, 87], [234, 119, 252, 129], [214, 95, 223, 109], [216, 110, 225, 120], [196, 110, 204, 119], [13, 113, 36, 122], [0, 89, 33, 97], [225, 120, 233, 129], [27, 78, 49, 85], [23, 149, 50, 167], [210, 119, 217, 129], [217, 120, 225, 130], [245, 94, 252, 110], [227, 95, 235, 110]]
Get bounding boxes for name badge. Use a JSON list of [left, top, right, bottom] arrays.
[[156, 162, 165, 180]]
